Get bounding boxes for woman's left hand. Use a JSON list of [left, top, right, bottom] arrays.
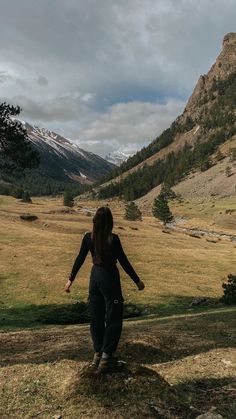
[[64, 280, 72, 293]]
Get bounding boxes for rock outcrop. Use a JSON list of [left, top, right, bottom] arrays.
[[184, 32, 236, 117]]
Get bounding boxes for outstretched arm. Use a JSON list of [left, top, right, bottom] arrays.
[[64, 233, 90, 292], [116, 235, 145, 290]]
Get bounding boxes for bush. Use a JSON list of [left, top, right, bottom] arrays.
[[225, 166, 233, 177], [124, 201, 142, 221], [220, 274, 236, 305]]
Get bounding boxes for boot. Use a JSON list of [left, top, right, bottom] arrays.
[[89, 352, 102, 369], [97, 355, 126, 374]]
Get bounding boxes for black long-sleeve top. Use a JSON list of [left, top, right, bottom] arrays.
[[69, 232, 140, 284]]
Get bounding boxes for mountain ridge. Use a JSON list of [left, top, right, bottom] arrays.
[[96, 33, 236, 201], [0, 120, 115, 196], [25, 122, 115, 183]]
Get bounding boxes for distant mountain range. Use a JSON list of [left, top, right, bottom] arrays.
[[0, 121, 116, 196], [24, 122, 115, 183], [105, 150, 130, 166]]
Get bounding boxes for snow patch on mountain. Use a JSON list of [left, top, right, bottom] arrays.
[[105, 150, 131, 166]]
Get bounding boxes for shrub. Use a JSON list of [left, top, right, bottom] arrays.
[[225, 166, 233, 177], [220, 274, 236, 305]]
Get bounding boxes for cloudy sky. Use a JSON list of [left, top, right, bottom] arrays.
[[0, 0, 235, 157]]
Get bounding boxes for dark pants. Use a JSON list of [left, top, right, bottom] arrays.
[[89, 264, 123, 354]]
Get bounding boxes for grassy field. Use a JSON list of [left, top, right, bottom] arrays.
[[0, 194, 235, 418], [0, 195, 236, 329]]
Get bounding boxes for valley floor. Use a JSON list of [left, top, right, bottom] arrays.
[[0, 195, 235, 417]]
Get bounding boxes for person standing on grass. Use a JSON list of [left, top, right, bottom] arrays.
[[64, 206, 145, 374]]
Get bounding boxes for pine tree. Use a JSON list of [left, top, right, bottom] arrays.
[[63, 190, 74, 207], [124, 201, 142, 221], [152, 194, 173, 225], [21, 190, 32, 203], [0, 102, 40, 172], [159, 182, 176, 200], [220, 274, 236, 305]]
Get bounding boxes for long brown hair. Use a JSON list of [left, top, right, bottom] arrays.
[[92, 206, 113, 264]]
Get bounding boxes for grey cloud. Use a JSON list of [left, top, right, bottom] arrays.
[[0, 71, 13, 83], [0, 1, 235, 156], [36, 76, 49, 86], [9, 95, 92, 123]]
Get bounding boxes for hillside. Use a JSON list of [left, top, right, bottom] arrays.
[[137, 136, 236, 212], [25, 123, 115, 183], [96, 33, 236, 201]]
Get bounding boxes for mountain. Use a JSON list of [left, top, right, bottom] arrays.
[[105, 150, 130, 166], [0, 121, 115, 196], [25, 122, 115, 183], [97, 33, 236, 201]]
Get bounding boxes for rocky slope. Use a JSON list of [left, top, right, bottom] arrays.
[[184, 32, 236, 119]]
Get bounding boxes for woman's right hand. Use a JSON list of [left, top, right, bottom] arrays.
[[64, 279, 72, 293], [136, 280, 145, 291]]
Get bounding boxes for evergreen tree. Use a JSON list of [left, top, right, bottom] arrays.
[[220, 274, 236, 305], [0, 102, 40, 172], [159, 183, 176, 200], [63, 190, 74, 207], [124, 201, 142, 221], [21, 190, 32, 203], [152, 194, 173, 225]]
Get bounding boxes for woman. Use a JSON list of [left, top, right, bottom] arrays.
[[64, 206, 145, 373]]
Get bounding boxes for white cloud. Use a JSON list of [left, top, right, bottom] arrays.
[[75, 99, 186, 156]]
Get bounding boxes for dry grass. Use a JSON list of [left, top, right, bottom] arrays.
[[0, 195, 235, 329], [0, 194, 235, 417], [0, 309, 235, 418]]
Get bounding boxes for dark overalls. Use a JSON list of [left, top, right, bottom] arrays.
[[69, 232, 140, 354]]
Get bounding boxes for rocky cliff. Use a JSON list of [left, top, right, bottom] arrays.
[[183, 32, 236, 118]]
